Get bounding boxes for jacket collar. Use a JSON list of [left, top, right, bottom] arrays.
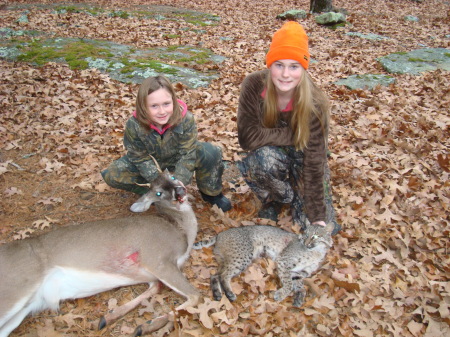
[[261, 88, 293, 112]]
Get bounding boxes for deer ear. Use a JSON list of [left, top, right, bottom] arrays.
[[130, 197, 152, 212]]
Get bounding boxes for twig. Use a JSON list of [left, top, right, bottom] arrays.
[[8, 162, 25, 171]]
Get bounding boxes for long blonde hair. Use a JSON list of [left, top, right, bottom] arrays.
[[135, 75, 183, 129], [263, 71, 329, 150]]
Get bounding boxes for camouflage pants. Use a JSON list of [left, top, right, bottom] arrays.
[[236, 146, 337, 228], [102, 142, 224, 196]]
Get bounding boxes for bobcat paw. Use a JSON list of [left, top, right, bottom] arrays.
[[211, 275, 223, 301], [273, 289, 289, 302], [292, 292, 305, 307], [224, 291, 237, 302]]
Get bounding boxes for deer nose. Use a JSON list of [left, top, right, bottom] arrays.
[[175, 186, 187, 199]]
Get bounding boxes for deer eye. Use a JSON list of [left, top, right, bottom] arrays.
[[156, 192, 162, 196]]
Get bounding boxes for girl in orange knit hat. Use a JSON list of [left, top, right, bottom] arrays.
[[237, 21, 340, 234]]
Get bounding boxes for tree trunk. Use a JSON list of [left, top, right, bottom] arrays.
[[310, 0, 333, 13]]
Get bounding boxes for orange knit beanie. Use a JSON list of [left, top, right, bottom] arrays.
[[266, 21, 310, 70]]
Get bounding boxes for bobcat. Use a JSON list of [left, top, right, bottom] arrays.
[[193, 223, 333, 307]]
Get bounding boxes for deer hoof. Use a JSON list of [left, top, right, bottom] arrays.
[[132, 325, 143, 337], [98, 316, 107, 330]]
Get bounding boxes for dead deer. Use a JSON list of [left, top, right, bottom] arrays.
[[0, 162, 200, 337]]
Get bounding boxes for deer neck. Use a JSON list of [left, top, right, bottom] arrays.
[[156, 203, 198, 248]]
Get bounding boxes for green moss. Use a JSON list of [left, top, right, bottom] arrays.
[[54, 5, 103, 16], [17, 39, 112, 69], [110, 10, 130, 19], [172, 12, 219, 26], [165, 34, 181, 39], [327, 22, 347, 30], [118, 57, 178, 75], [17, 44, 56, 66], [54, 6, 82, 13], [177, 51, 211, 64], [408, 57, 426, 62]]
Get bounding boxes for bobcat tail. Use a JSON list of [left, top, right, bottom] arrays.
[[193, 237, 217, 249]]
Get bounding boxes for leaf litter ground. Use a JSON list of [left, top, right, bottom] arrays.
[[0, 0, 449, 337]]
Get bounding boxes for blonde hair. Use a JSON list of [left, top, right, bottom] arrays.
[[263, 71, 329, 150], [135, 75, 182, 129]]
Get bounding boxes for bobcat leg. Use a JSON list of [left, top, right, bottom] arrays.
[[214, 258, 250, 302], [292, 278, 306, 307], [99, 282, 161, 329], [273, 262, 294, 302], [218, 260, 252, 302], [219, 273, 238, 302], [210, 274, 223, 301]]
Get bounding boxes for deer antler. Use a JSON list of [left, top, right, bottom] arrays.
[[136, 182, 152, 187], [134, 155, 161, 188], [149, 154, 162, 173]]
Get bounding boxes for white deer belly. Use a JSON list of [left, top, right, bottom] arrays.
[[34, 266, 145, 312]]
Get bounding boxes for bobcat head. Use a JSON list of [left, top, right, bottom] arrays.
[[303, 222, 334, 249]]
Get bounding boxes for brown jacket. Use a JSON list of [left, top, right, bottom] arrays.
[[237, 69, 327, 223]]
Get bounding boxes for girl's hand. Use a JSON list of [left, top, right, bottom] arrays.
[[311, 221, 326, 227]]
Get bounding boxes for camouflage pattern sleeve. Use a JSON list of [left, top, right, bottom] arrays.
[[173, 111, 197, 185], [122, 117, 160, 183]]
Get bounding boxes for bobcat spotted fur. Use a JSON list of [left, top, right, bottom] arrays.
[[193, 223, 333, 306]]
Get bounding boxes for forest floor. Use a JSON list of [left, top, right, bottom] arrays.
[[0, 0, 449, 336]]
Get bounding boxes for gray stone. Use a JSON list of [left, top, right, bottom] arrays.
[[346, 32, 389, 41], [378, 48, 450, 75], [276, 10, 307, 20], [16, 13, 29, 23], [334, 74, 396, 90], [315, 12, 346, 25], [0, 46, 22, 59], [404, 15, 419, 22], [0, 35, 225, 88]]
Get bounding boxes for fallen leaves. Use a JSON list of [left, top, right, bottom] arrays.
[[0, 0, 449, 336]]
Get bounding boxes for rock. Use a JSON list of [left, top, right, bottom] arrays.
[[404, 15, 419, 22], [378, 48, 450, 75], [276, 10, 307, 20], [334, 74, 396, 90], [0, 34, 225, 88], [346, 32, 389, 41], [315, 12, 346, 25], [16, 11, 29, 24]]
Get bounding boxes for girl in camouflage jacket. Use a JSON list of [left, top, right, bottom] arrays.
[[237, 21, 339, 233], [102, 75, 231, 212]]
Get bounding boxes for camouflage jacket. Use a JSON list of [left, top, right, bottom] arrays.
[[123, 100, 198, 186]]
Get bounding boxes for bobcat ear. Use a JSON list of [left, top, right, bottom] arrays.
[[325, 222, 334, 233]]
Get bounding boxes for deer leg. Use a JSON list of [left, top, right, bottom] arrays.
[[152, 263, 200, 310], [132, 314, 173, 337], [98, 282, 161, 329]]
